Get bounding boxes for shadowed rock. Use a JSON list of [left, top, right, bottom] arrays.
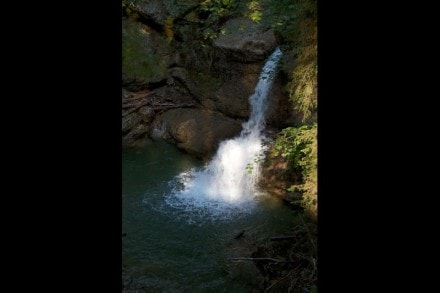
[[213, 17, 277, 62], [151, 108, 242, 159]]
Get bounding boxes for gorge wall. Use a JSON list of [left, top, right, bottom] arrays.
[[122, 0, 317, 218], [122, 2, 297, 158]]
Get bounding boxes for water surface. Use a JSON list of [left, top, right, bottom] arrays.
[[122, 140, 297, 291]]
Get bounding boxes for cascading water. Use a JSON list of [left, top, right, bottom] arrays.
[[164, 48, 283, 221]]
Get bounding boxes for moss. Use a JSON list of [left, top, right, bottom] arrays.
[[287, 16, 317, 122], [259, 0, 317, 122], [122, 18, 168, 82]]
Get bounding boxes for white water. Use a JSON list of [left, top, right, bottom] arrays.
[[165, 48, 283, 220]]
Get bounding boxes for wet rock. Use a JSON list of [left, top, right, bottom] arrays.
[[264, 74, 294, 128]]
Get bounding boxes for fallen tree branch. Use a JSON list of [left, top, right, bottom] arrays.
[[122, 103, 143, 109], [230, 258, 293, 263], [154, 103, 195, 114], [122, 101, 150, 117], [123, 94, 151, 102], [270, 236, 296, 241], [123, 102, 195, 117], [153, 102, 177, 107]]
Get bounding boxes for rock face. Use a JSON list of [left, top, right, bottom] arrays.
[[259, 153, 302, 202], [122, 12, 294, 157], [213, 17, 277, 62], [212, 62, 262, 119], [264, 74, 293, 128], [136, 0, 168, 25], [122, 109, 154, 148], [122, 18, 179, 90], [151, 108, 242, 158], [122, 112, 143, 135], [122, 86, 196, 148]]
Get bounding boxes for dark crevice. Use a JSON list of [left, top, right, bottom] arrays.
[[122, 78, 168, 92], [122, 2, 164, 33], [171, 76, 203, 107]]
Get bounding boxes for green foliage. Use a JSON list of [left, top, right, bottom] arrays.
[[197, 0, 243, 40], [200, 0, 231, 15], [261, 0, 317, 122], [260, 0, 317, 216], [245, 153, 263, 174], [273, 124, 317, 214], [246, 0, 262, 23], [273, 124, 316, 170], [287, 12, 317, 122], [246, 163, 253, 174]]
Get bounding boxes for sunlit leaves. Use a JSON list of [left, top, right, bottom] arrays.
[[203, 28, 217, 40], [200, 0, 230, 15], [272, 124, 317, 177], [246, 163, 253, 174], [247, 0, 262, 23], [249, 11, 262, 22], [248, 0, 259, 10], [272, 124, 317, 211], [245, 153, 263, 174]]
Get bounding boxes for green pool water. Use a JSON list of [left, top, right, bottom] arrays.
[[122, 139, 297, 291]]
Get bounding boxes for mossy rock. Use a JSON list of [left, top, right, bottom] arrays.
[[122, 18, 172, 85]]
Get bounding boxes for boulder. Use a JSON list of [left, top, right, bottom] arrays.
[[213, 17, 277, 62], [151, 108, 242, 158]]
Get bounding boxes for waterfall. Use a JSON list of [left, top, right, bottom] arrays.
[[165, 48, 283, 221]]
